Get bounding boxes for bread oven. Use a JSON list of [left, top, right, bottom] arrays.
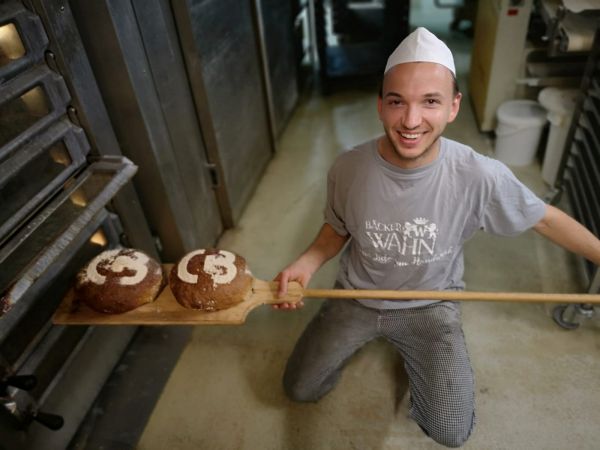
[[1, 0, 285, 445], [0, 1, 164, 448]]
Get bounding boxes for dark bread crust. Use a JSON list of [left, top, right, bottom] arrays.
[[169, 248, 252, 311], [75, 248, 164, 314]]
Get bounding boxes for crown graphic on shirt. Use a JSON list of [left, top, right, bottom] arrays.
[[404, 218, 438, 240]]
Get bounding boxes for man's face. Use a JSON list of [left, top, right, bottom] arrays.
[[377, 62, 461, 169]]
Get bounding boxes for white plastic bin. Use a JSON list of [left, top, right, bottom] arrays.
[[494, 100, 547, 166], [538, 87, 579, 186]]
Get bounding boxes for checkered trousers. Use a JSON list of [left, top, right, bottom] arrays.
[[283, 298, 475, 448]]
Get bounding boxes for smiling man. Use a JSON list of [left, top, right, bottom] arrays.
[[378, 62, 460, 168], [274, 28, 600, 448]]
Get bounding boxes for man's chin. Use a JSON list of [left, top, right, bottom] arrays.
[[393, 145, 427, 161]]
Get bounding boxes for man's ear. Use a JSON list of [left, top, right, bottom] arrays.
[[377, 95, 383, 119], [448, 92, 462, 123]]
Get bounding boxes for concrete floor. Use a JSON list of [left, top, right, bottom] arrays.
[[138, 16, 600, 450]]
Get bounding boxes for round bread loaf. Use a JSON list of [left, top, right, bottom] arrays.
[[75, 248, 164, 314], [169, 248, 252, 311]]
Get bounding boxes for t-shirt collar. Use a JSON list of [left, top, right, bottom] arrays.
[[372, 136, 446, 178]]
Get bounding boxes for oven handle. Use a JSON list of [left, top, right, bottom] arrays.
[[31, 410, 64, 430], [1, 374, 37, 392]]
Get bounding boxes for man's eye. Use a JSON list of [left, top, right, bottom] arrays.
[[388, 100, 402, 106], [426, 99, 441, 105]]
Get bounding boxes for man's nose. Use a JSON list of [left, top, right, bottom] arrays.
[[402, 105, 421, 129]]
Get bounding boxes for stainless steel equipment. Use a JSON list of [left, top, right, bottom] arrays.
[[0, 1, 162, 448], [314, 0, 409, 93]]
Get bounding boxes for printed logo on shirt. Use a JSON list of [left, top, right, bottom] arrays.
[[363, 218, 453, 267]]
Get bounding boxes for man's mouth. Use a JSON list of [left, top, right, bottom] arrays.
[[399, 131, 424, 140]]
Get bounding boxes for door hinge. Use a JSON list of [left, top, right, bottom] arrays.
[[66, 105, 82, 127], [153, 235, 163, 254], [206, 163, 220, 188]]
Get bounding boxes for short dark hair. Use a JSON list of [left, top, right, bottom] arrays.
[[378, 73, 460, 98]]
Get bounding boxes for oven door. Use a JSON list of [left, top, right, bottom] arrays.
[[0, 157, 141, 449], [0, 2, 179, 448]]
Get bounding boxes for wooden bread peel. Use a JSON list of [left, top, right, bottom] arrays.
[[53, 277, 301, 326], [53, 265, 600, 326]]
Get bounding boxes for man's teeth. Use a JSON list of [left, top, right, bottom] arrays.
[[400, 132, 421, 139]]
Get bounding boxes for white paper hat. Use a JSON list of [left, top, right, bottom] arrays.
[[384, 27, 455, 76]]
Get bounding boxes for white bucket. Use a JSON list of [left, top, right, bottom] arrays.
[[494, 100, 547, 166], [538, 88, 579, 186]]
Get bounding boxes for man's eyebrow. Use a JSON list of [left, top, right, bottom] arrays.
[[384, 92, 402, 98], [384, 91, 446, 99]]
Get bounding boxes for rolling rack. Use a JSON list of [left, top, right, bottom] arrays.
[[552, 28, 600, 329]]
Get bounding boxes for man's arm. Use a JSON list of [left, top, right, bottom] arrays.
[[533, 204, 600, 266], [274, 223, 349, 309]]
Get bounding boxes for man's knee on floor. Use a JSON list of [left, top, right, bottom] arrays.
[[423, 423, 473, 448], [431, 431, 471, 448], [282, 378, 322, 403]]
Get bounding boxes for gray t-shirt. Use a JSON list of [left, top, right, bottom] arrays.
[[325, 137, 547, 309]]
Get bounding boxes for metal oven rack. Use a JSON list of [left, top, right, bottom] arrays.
[[0, 1, 150, 448], [552, 29, 600, 329]]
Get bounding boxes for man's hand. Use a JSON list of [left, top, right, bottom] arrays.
[[272, 223, 349, 311], [272, 260, 313, 310]]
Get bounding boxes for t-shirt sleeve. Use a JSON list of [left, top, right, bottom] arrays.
[[324, 163, 349, 236], [481, 162, 547, 236]]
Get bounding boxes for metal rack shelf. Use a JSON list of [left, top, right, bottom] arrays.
[[553, 28, 600, 328]]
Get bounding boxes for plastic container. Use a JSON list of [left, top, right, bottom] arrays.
[[537, 87, 579, 186], [494, 100, 547, 166]]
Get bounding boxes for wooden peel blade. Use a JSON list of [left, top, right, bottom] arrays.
[[53, 277, 302, 326], [54, 273, 600, 326]]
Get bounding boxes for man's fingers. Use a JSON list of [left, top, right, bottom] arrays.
[[272, 302, 290, 310], [277, 273, 289, 298], [271, 300, 304, 311]]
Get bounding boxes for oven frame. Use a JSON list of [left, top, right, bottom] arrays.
[[1, 1, 192, 448]]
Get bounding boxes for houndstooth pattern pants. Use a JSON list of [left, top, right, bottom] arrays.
[[283, 298, 475, 448]]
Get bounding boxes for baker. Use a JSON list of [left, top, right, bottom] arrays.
[[274, 27, 600, 447]]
